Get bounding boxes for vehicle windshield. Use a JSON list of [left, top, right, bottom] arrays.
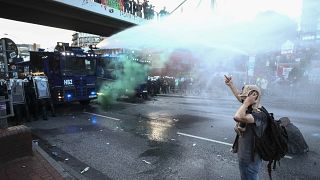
[[97, 56, 124, 80], [61, 56, 96, 76]]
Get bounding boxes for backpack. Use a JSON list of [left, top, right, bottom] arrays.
[[253, 106, 289, 180]]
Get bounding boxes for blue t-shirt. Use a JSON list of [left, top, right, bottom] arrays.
[[237, 110, 268, 163]]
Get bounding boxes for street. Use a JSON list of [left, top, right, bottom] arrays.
[[26, 95, 320, 180]]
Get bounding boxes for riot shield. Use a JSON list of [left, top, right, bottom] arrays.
[[33, 76, 51, 99], [9, 79, 26, 104]]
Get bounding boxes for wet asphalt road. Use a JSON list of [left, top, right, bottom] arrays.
[[26, 95, 320, 180]]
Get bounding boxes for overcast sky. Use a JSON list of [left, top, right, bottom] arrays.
[[0, 0, 302, 49], [0, 18, 74, 50]]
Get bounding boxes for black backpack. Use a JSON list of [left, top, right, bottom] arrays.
[[253, 106, 289, 180]]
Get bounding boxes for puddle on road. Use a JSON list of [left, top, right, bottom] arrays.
[[140, 141, 182, 158], [119, 113, 211, 143], [139, 141, 183, 168], [173, 114, 209, 128]]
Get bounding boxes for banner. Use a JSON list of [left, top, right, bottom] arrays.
[[108, 0, 120, 10]]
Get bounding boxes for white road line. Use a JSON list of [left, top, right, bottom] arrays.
[[120, 102, 139, 106], [209, 113, 232, 119], [177, 132, 293, 159], [83, 112, 120, 121], [177, 132, 233, 146], [284, 155, 293, 159], [185, 110, 233, 119]]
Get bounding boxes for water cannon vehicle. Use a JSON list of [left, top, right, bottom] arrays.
[[27, 42, 98, 104]]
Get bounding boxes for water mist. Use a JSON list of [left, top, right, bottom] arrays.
[[97, 3, 309, 106]]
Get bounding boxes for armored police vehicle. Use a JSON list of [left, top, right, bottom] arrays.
[[29, 42, 98, 105]]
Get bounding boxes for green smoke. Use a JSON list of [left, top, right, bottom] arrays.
[[98, 55, 149, 107]]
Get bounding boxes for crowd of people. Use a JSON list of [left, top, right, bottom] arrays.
[[146, 76, 174, 96], [145, 76, 223, 97], [146, 76, 201, 96], [83, 0, 170, 20]]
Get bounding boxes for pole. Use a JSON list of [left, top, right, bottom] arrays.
[[0, 38, 8, 128], [1, 39, 9, 78], [211, 0, 215, 11], [170, 0, 188, 14]]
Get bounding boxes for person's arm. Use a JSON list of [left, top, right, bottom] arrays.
[[234, 103, 254, 123], [224, 75, 242, 102], [234, 92, 258, 123]]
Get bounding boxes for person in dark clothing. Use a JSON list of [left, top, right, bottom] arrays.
[[27, 76, 56, 121], [124, 0, 130, 13], [24, 76, 39, 121], [9, 79, 31, 125], [132, 0, 137, 15], [159, 6, 169, 17], [136, 0, 143, 17], [142, 0, 149, 19], [38, 98, 56, 120], [129, 0, 134, 14], [280, 117, 309, 154]]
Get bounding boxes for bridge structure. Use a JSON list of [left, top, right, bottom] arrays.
[[0, 0, 147, 37]]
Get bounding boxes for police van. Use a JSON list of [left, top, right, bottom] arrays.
[[28, 42, 98, 105]]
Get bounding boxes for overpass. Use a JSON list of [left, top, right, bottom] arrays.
[[0, 0, 146, 37]]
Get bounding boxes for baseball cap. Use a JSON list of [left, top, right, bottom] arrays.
[[239, 85, 261, 97]]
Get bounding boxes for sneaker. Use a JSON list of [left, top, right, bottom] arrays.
[[230, 147, 237, 153]]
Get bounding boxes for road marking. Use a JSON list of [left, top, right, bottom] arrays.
[[183, 109, 232, 119], [177, 132, 293, 159], [177, 132, 233, 146], [209, 113, 232, 119], [284, 155, 293, 159], [83, 112, 120, 121], [120, 102, 139, 106]]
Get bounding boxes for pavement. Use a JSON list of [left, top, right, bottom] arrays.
[[0, 143, 75, 180]]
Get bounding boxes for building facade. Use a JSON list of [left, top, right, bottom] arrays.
[[300, 0, 320, 42], [16, 43, 40, 61]]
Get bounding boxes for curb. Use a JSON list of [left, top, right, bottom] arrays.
[[33, 144, 76, 180]]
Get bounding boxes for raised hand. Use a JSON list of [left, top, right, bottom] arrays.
[[224, 75, 233, 86]]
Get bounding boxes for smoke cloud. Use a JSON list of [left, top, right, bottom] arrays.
[[98, 56, 149, 107]]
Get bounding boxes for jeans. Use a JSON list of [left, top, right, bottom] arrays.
[[238, 158, 262, 180]]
